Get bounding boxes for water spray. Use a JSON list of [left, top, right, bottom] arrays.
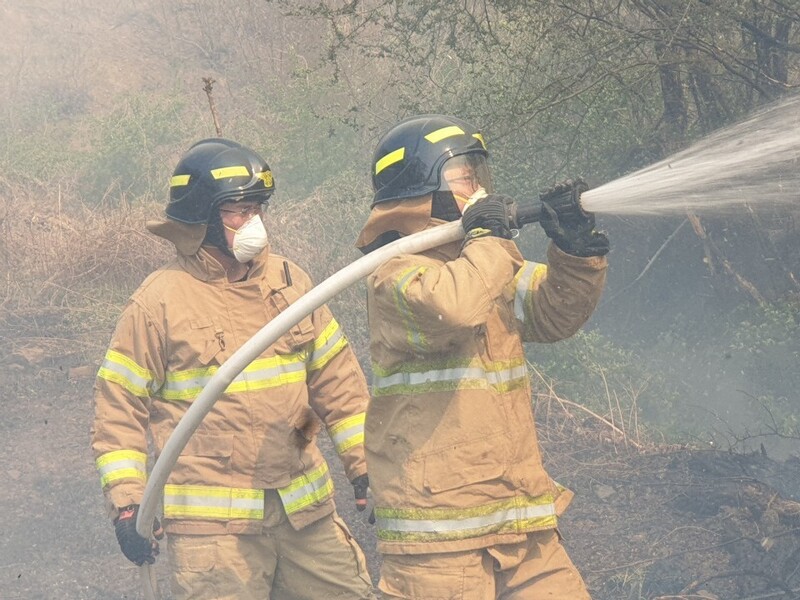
[[581, 94, 800, 217]]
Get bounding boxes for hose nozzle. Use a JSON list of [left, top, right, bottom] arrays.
[[511, 178, 590, 229]]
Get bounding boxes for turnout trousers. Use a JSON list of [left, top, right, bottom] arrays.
[[378, 529, 591, 599], [167, 491, 375, 600]]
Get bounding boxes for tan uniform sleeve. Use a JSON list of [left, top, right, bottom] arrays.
[[305, 301, 370, 482], [90, 300, 165, 519], [370, 236, 524, 353], [506, 243, 608, 343]]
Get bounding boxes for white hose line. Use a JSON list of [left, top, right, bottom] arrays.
[[136, 220, 466, 599]]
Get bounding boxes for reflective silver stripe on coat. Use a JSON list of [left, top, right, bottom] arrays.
[[95, 449, 148, 487], [163, 484, 265, 520], [277, 462, 334, 515], [97, 349, 159, 397], [514, 260, 546, 322], [307, 319, 347, 371], [160, 357, 306, 401], [328, 413, 366, 453], [373, 363, 528, 395], [378, 502, 556, 534]]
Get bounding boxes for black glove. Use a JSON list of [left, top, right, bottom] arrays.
[[539, 179, 609, 257], [461, 195, 513, 241], [351, 474, 369, 512], [114, 504, 163, 566]]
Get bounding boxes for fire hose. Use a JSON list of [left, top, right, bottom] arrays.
[[135, 196, 546, 599]]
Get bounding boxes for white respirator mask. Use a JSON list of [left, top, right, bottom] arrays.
[[228, 214, 269, 262]]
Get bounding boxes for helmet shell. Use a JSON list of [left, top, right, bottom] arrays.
[[167, 138, 275, 224], [371, 114, 488, 206]]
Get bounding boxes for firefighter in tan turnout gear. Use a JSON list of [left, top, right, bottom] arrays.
[[91, 138, 375, 600], [355, 115, 609, 599]]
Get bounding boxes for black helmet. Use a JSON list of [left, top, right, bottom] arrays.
[[167, 138, 275, 224], [371, 114, 488, 206]]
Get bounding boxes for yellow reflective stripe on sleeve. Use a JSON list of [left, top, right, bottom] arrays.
[[513, 261, 547, 322], [328, 412, 366, 454], [372, 357, 528, 397], [170, 174, 190, 187], [425, 125, 465, 144], [97, 349, 157, 398], [96, 450, 147, 488], [307, 318, 347, 372], [163, 485, 264, 520], [210, 165, 250, 179], [277, 463, 335, 515], [375, 494, 558, 543], [160, 353, 307, 401], [392, 266, 429, 352], [375, 147, 405, 175]]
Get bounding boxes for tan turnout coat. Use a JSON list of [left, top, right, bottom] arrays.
[[364, 229, 607, 555], [91, 247, 369, 535]]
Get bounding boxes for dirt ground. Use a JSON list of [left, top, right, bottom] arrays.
[[2, 356, 799, 600]]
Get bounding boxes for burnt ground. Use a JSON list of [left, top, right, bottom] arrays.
[[2, 359, 799, 600]]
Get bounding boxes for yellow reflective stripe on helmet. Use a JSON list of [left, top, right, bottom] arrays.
[[97, 349, 158, 398], [170, 174, 191, 187], [307, 318, 347, 372], [277, 462, 334, 515], [472, 132, 487, 149], [392, 266, 429, 353], [256, 170, 273, 187], [163, 484, 264, 520], [375, 494, 557, 543], [425, 125, 465, 144], [375, 147, 405, 175], [160, 353, 307, 401], [328, 412, 366, 454], [513, 261, 547, 322], [96, 450, 147, 488], [372, 357, 528, 397], [210, 165, 250, 179]]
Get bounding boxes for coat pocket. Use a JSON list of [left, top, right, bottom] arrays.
[[267, 288, 315, 354], [190, 317, 226, 365], [175, 432, 234, 481], [422, 432, 508, 494]]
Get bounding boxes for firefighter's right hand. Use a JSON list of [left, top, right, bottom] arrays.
[[114, 504, 163, 566], [461, 195, 513, 241]]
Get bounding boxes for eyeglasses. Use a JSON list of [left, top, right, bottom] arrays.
[[218, 204, 264, 220]]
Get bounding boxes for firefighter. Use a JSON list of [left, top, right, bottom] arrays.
[[355, 115, 609, 598], [91, 138, 375, 600]]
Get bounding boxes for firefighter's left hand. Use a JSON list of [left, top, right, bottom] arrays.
[[539, 179, 609, 258], [114, 504, 164, 566], [351, 474, 370, 511]]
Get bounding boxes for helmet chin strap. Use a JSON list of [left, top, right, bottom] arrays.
[[203, 213, 236, 257], [431, 191, 462, 222]]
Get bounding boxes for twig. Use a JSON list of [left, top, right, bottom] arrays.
[[551, 395, 643, 450], [602, 218, 687, 306], [202, 77, 223, 136], [687, 211, 766, 304]]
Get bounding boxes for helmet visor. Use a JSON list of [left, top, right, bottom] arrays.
[[438, 154, 494, 198]]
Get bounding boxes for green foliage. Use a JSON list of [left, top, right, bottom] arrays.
[[79, 94, 189, 202], [528, 329, 682, 430], [728, 301, 800, 404], [226, 53, 371, 200]]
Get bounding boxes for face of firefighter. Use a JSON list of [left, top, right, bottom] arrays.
[[439, 154, 493, 213], [219, 200, 269, 262]]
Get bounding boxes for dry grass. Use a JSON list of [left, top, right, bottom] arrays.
[[0, 186, 171, 360], [0, 178, 373, 365]]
